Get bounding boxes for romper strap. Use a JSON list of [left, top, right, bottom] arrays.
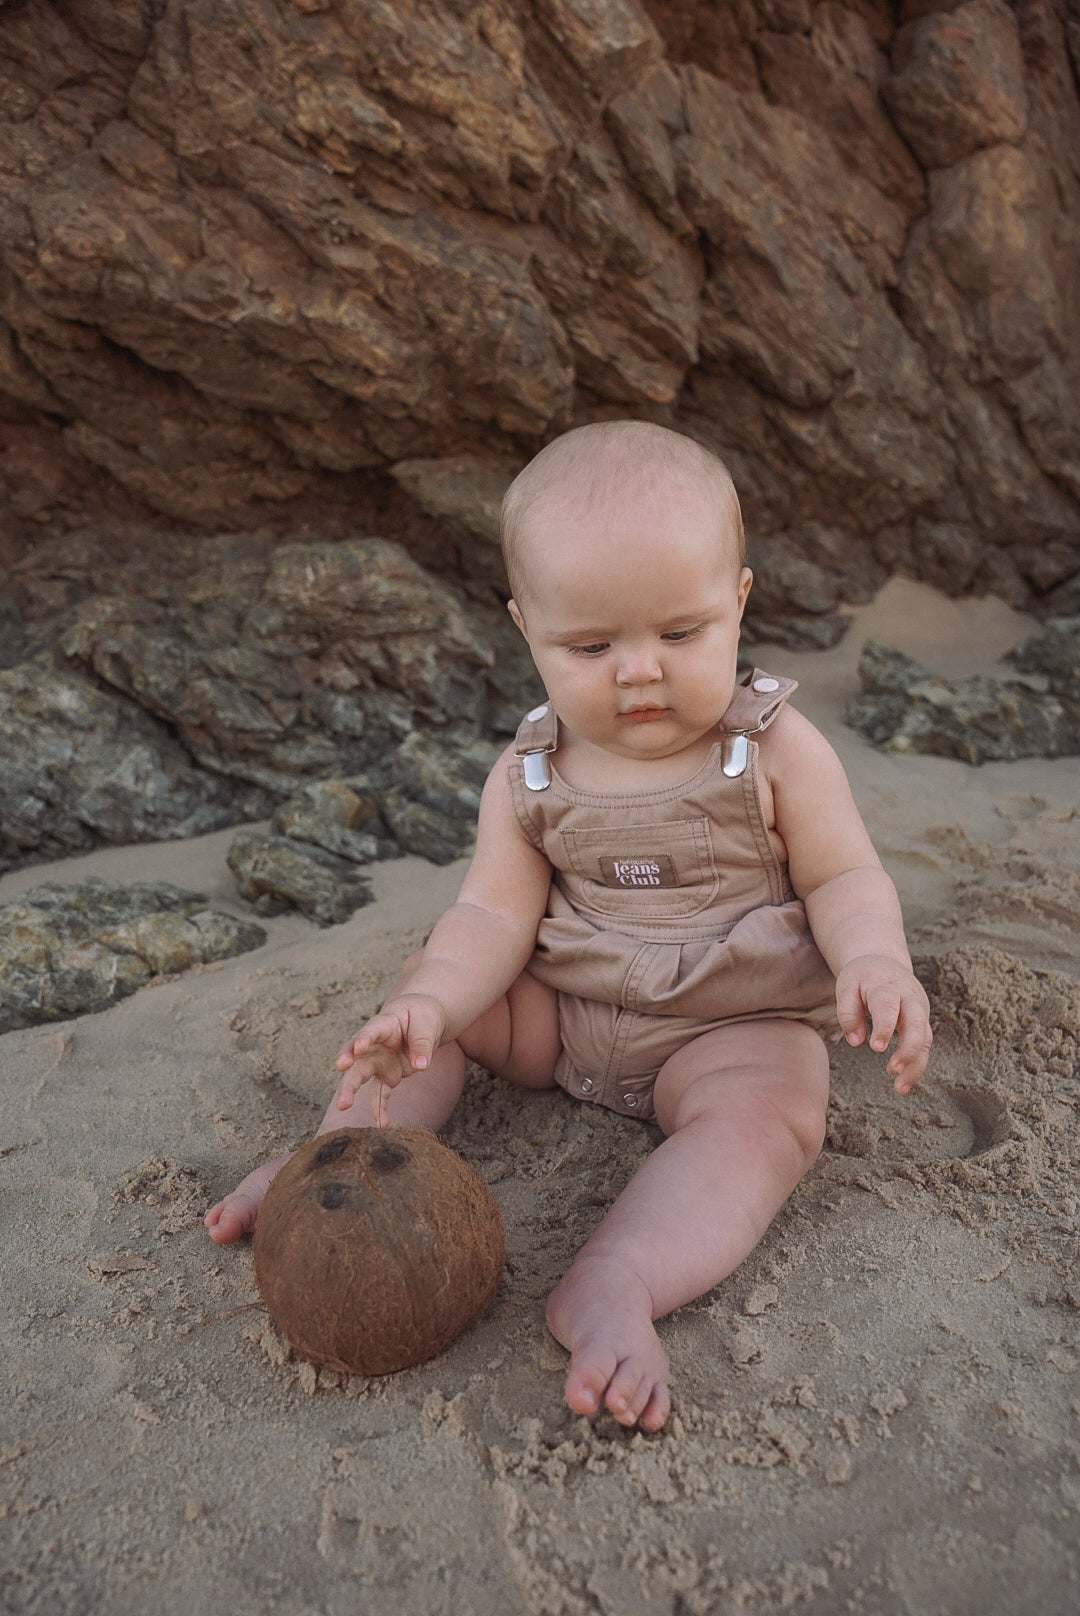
[[718, 669, 798, 778], [513, 701, 558, 791]]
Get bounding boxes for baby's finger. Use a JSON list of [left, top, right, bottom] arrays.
[[398, 1004, 445, 1072], [889, 997, 933, 1093], [864, 984, 902, 1054], [335, 1068, 369, 1109], [336, 1037, 360, 1069], [406, 1031, 437, 1071], [835, 975, 868, 1048], [335, 1013, 404, 1068]]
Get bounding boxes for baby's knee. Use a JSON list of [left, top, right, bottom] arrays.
[[788, 1091, 827, 1164], [697, 1079, 825, 1176]]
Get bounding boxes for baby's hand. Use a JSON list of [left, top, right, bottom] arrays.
[[335, 993, 447, 1125], [835, 955, 932, 1094]]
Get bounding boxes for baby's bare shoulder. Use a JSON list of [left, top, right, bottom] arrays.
[[478, 741, 526, 814], [474, 742, 551, 861], [760, 704, 876, 879], [481, 739, 521, 781], [757, 702, 847, 785]]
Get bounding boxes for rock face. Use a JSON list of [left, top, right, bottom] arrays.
[[0, 0, 1076, 609], [0, 877, 266, 1032]]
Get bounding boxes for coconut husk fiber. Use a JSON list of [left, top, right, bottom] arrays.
[[253, 1127, 505, 1375]]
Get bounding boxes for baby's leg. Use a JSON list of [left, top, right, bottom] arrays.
[[205, 963, 561, 1243], [203, 1055, 467, 1243], [546, 1018, 829, 1431]]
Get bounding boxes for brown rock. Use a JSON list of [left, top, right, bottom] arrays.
[[390, 454, 517, 595], [884, 0, 1028, 171], [756, 5, 925, 211], [928, 146, 1042, 300]]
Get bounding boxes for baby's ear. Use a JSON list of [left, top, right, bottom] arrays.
[[507, 599, 528, 638]]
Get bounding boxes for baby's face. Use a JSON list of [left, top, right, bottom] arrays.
[[508, 475, 752, 765]]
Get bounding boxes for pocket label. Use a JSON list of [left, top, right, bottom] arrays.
[[597, 855, 679, 889]]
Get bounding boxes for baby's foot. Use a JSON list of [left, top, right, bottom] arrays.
[[545, 1260, 670, 1432], [204, 1153, 291, 1244]]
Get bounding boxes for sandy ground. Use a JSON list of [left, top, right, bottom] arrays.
[[2, 579, 1078, 1616]]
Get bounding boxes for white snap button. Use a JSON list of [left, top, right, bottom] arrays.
[[623, 1093, 638, 1108], [580, 1077, 594, 1093], [526, 703, 550, 721], [752, 677, 780, 693]]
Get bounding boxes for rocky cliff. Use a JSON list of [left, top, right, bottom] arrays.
[[1, 0, 1078, 867]]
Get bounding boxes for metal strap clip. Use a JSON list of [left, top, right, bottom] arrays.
[[522, 747, 554, 791], [720, 713, 776, 778], [721, 732, 750, 778]]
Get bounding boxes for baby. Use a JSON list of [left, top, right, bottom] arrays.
[[207, 420, 932, 1432]]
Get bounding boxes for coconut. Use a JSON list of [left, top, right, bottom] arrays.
[[253, 1126, 505, 1376]]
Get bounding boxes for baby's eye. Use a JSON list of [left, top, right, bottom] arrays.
[[567, 641, 609, 656], [661, 626, 700, 642]]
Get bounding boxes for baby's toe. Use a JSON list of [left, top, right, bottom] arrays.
[[204, 1185, 265, 1244], [638, 1381, 670, 1433], [605, 1358, 661, 1426], [565, 1342, 619, 1417], [204, 1194, 250, 1244]]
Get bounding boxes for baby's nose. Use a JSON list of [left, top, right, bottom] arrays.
[[615, 649, 663, 686]]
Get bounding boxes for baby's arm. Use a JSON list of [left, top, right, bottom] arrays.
[[765, 710, 932, 1093], [336, 750, 552, 1117]]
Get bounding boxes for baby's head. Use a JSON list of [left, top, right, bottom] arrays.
[[500, 421, 745, 615]]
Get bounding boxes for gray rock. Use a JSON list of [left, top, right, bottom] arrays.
[[379, 793, 476, 866], [226, 830, 375, 927], [0, 525, 543, 875], [0, 655, 270, 875], [62, 537, 504, 798], [390, 454, 518, 595], [224, 730, 500, 921], [386, 731, 502, 824], [1006, 617, 1080, 703], [0, 878, 266, 1034], [743, 613, 851, 653], [844, 634, 1080, 764], [270, 780, 396, 864]]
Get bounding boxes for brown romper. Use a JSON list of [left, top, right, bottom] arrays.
[[507, 670, 840, 1123]]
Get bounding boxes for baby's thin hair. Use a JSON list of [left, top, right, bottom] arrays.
[[500, 420, 745, 602]]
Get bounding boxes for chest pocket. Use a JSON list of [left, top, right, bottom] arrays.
[[558, 818, 719, 920]]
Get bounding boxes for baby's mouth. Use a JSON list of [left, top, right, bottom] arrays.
[[621, 704, 669, 721]]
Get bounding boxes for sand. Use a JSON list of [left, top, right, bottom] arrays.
[[2, 579, 1078, 1616]]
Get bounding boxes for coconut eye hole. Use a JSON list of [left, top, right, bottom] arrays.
[[316, 1180, 351, 1210], [312, 1135, 351, 1169], [370, 1142, 409, 1172]]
